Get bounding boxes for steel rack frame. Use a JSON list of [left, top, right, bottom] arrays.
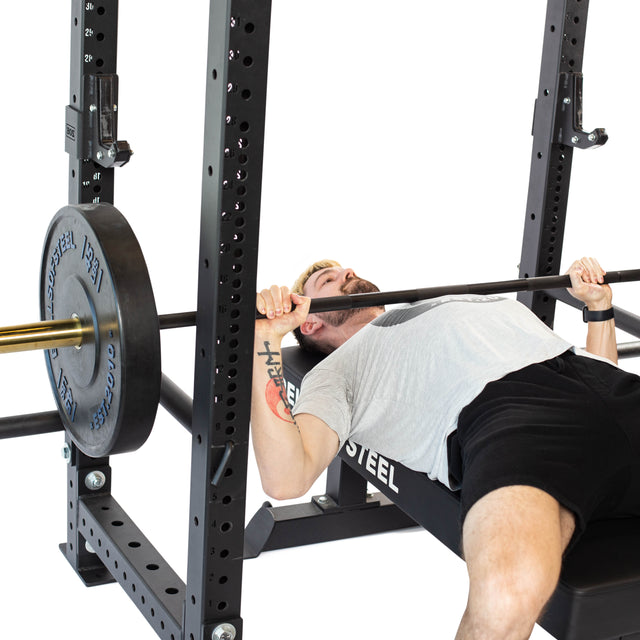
[[0, 1, 638, 639], [515, 0, 640, 341], [58, 1, 273, 639]]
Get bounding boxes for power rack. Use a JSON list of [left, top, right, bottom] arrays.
[[2, 1, 640, 640]]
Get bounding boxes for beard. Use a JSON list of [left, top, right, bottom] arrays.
[[319, 277, 383, 327]]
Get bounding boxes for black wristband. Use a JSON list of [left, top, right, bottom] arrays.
[[582, 306, 615, 323]]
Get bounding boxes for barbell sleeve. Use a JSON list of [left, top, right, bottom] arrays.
[[0, 317, 85, 354], [255, 268, 640, 319], [0, 312, 199, 356]]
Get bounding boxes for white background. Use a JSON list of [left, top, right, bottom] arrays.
[[0, 1, 639, 639]]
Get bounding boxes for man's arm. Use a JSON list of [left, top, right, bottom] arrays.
[[251, 286, 339, 500], [567, 257, 617, 364]]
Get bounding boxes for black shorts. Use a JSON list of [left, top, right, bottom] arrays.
[[450, 351, 640, 548]]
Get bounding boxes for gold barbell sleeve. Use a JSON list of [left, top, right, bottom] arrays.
[[0, 318, 85, 354], [0, 312, 196, 356]]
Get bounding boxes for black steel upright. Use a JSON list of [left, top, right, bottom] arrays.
[[61, 0, 120, 588], [185, 2, 272, 639], [65, 0, 131, 207], [517, 0, 605, 326]]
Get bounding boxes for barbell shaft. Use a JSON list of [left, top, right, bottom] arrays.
[[259, 268, 640, 318]]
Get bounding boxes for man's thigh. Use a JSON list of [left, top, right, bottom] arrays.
[[457, 485, 576, 638], [463, 485, 575, 594]]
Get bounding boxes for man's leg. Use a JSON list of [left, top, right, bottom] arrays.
[[455, 485, 576, 640]]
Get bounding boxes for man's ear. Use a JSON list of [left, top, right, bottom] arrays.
[[300, 315, 323, 336]]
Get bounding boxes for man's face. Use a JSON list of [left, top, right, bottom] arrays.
[[303, 267, 381, 327]]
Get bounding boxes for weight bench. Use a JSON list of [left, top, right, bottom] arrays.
[[245, 346, 640, 640]]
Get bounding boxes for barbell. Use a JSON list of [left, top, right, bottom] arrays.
[[3, 201, 639, 458], [255, 269, 640, 318]]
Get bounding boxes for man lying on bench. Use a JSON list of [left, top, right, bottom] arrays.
[[251, 257, 639, 640]]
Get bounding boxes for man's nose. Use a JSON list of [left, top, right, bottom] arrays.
[[342, 268, 356, 282]]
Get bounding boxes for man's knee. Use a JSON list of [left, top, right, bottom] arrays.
[[467, 557, 559, 636]]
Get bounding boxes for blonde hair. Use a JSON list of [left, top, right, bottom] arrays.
[[291, 259, 341, 352], [291, 259, 341, 296]]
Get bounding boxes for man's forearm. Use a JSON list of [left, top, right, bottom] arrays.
[[586, 318, 618, 364], [251, 335, 307, 498]]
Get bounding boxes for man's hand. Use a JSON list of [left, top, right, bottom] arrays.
[[566, 257, 617, 364], [566, 257, 613, 311], [255, 286, 310, 338], [252, 286, 338, 500]]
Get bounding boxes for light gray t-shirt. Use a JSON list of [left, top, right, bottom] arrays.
[[292, 294, 576, 489]]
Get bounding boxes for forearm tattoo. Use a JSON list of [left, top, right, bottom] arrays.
[[257, 341, 297, 427]]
